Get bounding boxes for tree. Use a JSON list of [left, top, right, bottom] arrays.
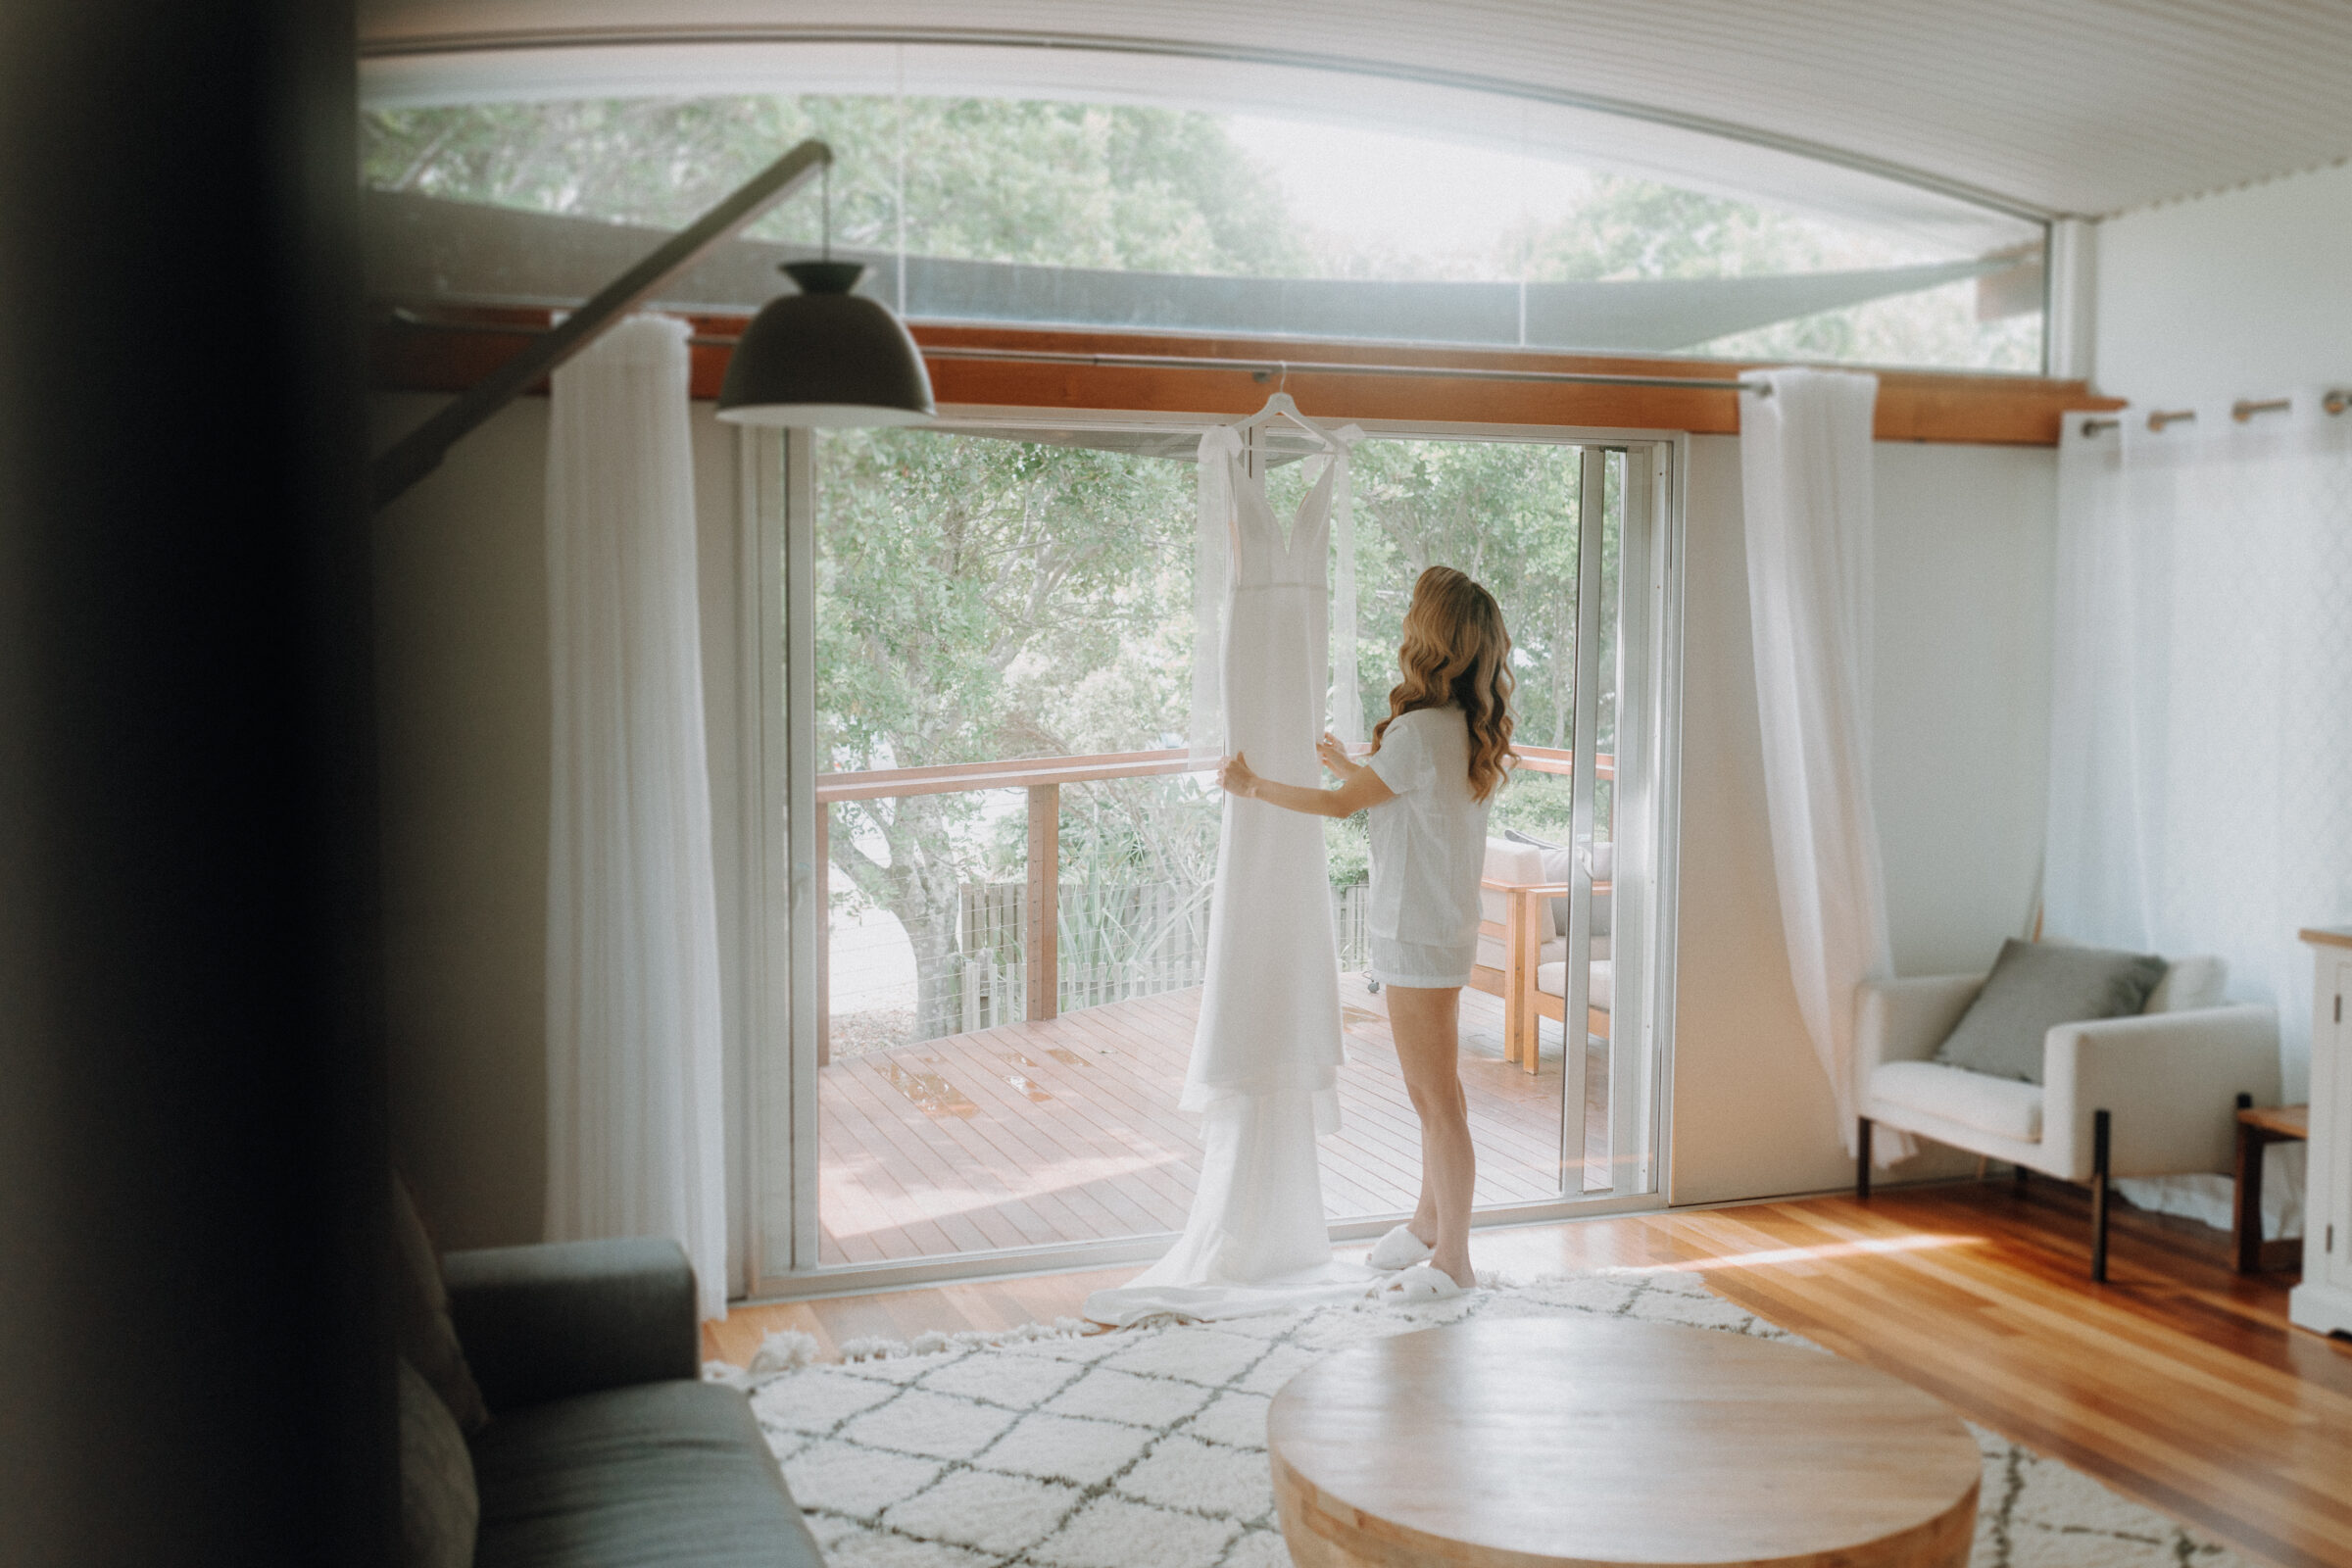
[[362, 95, 1307, 275], [814, 429, 1201, 1039]]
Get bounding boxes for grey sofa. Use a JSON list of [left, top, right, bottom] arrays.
[[442, 1238, 823, 1568]]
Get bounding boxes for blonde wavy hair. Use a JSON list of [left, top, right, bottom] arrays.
[[1371, 565, 1514, 804]]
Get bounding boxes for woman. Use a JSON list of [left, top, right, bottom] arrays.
[[1219, 564, 1514, 1295]]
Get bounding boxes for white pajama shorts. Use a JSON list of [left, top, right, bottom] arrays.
[[1369, 935, 1478, 990]]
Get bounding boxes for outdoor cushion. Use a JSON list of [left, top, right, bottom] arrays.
[[1535, 958, 1612, 1013], [1501, 828, 1612, 938], [471, 1381, 822, 1568], [1501, 828, 1571, 935], [1932, 939, 2166, 1084], [1584, 841, 1613, 938], [1869, 1060, 2044, 1142], [1478, 934, 1566, 972], [1478, 839, 1544, 929]]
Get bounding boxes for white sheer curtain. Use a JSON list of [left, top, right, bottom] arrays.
[[2047, 389, 2352, 1235], [544, 317, 728, 1319], [1740, 368, 1905, 1161]]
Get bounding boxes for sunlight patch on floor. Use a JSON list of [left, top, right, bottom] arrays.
[[1617, 1232, 1984, 1274]]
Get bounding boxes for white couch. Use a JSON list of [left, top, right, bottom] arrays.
[[1854, 956, 2279, 1279]]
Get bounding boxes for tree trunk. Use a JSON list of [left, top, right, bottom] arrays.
[[830, 794, 974, 1045]]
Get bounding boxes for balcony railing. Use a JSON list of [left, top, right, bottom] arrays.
[[812, 743, 1609, 1062]]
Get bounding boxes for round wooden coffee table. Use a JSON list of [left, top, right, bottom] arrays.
[[1269, 1317, 1980, 1568]]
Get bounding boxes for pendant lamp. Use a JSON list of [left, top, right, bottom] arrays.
[[716, 260, 935, 427], [716, 166, 934, 428]]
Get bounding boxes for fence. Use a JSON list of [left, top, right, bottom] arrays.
[[940, 877, 1373, 1037], [816, 745, 1594, 1057]]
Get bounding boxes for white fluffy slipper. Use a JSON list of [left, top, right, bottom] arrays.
[[1372, 1263, 1464, 1301], [1366, 1223, 1435, 1271]]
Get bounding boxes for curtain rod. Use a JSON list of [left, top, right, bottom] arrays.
[[384, 310, 1775, 397], [911, 344, 1777, 396], [2080, 389, 2349, 438]]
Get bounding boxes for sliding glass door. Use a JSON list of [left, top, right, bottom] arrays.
[[747, 418, 1681, 1292]]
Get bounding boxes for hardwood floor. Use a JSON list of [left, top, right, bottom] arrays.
[[709, 1179, 2352, 1568], [817, 974, 1608, 1263]]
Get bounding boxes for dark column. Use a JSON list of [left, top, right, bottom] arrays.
[[0, 1, 389, 1563], [2089, 1109, 2113, 1284], [1855, 1117, 1873, 1200], [2231, 1093, 2264, 1275]]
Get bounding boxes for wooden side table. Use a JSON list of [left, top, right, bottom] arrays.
[[1269, 1318, 1980, 1568], [2234, 1096, 2309, 1275]]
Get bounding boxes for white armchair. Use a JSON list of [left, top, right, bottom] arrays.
[[1854, 959, 2279, 1280]]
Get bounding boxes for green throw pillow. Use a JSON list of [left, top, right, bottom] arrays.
[[1933, 939, 2168, 1085], [399, 1357, 478, 1568], [391, 1174, 490, 1431]]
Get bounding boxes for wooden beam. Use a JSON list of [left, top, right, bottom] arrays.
[[372, 309, 2123, 448]]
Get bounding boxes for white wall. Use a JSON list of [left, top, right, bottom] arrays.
[[2095, 161, 2352, 407], [371, 399, 2057, 1236], [373, 396, 548, 1250], [1870, 443, 2056, 978], [1666, 435, 2056, 1204], [371, 393, 748, 1250], [2081, 162, 2352, 1123]]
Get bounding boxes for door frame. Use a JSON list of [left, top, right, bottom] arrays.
[[733, 410, 1690, 1301]]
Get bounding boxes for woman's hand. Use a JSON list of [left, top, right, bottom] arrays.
[[1316, 731, 1357, 778], [1218, 751, 1259, 798], [1222, 744, 1396, 817]]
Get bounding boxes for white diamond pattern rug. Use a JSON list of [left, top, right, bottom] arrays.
[[714, 1269, 2260, 1568]]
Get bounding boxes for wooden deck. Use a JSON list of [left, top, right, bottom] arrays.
[[817, 975, 1609, 1264]]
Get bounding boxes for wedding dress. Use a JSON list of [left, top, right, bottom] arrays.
[[1085, 426, 1375, 1325]]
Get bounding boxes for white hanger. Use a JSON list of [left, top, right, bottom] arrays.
[[1230, 390, 1342, 476], [1231, 391, 1340, 450]]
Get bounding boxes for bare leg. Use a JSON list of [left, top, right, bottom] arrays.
[[1386, 983, 1476, 1287]]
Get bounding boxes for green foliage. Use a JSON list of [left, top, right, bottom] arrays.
[[1324, 814, 1371, 887], [1489, 771, 1579, 842], [1506, 175, 1810, 283], [815, 428, 1195, 771], [1326, 440, 1611, 754], [362, 95, 1306, 275], [361, 92, 2033, 368]]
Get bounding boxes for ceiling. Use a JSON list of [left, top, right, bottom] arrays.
[[357, 0, 2352, 226]]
